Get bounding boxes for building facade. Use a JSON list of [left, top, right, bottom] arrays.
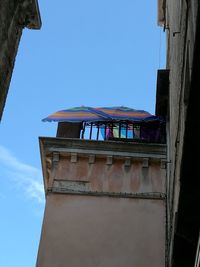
[[37, 135, 167, 267], [158, 0, 200, 266]]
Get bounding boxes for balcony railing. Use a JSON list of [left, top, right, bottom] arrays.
[[56, 120, 166, 144]]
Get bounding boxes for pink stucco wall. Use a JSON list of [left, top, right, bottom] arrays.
[[36, 194, 165, 267]]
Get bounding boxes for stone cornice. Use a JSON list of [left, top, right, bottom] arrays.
[[39, 137, 167, 158], [22, 0, 42, 29]]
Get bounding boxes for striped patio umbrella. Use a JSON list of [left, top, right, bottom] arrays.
[[42, 106, 109, 122], [42, 106, 158, 123], [96, 106, 157, 122]]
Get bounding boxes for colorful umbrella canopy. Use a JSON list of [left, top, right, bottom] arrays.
[[42, 106, 108, 122], [96, 106, 156, 121], [42, 106, 158, 123]]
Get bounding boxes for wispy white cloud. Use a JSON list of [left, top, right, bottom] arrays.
[[0, 145, 44, 203]]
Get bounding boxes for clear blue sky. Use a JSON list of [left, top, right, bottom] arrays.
[[0, 1, 165, 266]]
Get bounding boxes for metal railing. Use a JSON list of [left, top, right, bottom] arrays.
[[80, 121, 166, 143]]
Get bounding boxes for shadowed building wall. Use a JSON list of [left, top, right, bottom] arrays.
[[157, 0, 200, 265], [0, 0, 41, 120]]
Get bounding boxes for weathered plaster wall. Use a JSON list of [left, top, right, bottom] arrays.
[[36, 194, 165, 267]]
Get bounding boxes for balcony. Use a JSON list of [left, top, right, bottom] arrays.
[[56, 120, 166, 144]]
